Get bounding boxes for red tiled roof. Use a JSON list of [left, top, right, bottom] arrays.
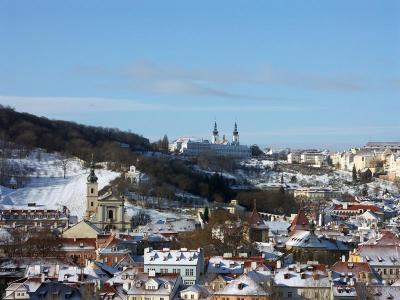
[[290, 209, 309, 231], [331, 261, 372, 274], [61, 238, 97, 247], [248, 208, 263, 225], [333, 204, 380, 212], [375, 230, 400, 245]]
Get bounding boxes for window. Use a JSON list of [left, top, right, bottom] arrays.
[[185, 268, 194, 276], [108, 210, 113, 219], [288, 292, 293, 298], [91, 188, 94, 194], [91, 202, 94, 207], [191, 295, 194, 299]]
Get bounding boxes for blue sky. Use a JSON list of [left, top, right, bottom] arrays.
[[0, 0, 399, 150]]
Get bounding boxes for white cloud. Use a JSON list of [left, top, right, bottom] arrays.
[[0, 95, 315, 115], [121, 60, 365, 92], [244, 126, 400, 137]]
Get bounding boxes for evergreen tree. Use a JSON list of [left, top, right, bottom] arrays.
[[362, 184, 368, 196], [203, 207, 209, 222], [352, 165, 358, 182], [161, 134, 169, 153]]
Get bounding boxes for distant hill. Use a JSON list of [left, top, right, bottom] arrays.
[[0, 105, 150, 161]]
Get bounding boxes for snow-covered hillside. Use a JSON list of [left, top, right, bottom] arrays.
[[238, 158, 399, 197], [0, 152, 119, 219]]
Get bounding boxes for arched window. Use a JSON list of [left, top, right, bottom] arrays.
[[91, 188, 94, 194], [108, 210, 114, 219]]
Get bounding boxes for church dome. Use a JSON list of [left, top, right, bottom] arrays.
[[87, 169, 98, 183]]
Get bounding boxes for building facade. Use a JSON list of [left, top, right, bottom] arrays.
[[84, 159, 129, 231], [144, 248, 204, 285]]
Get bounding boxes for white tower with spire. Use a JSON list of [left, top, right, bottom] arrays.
[[212, 121, 219, 144], [85, 156, 98, 219], [232, 122, 239, 145]]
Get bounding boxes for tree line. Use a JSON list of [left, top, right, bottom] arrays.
[[0, 105, 150, 163]]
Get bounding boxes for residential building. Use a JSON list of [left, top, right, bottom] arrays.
[[300, 151, 327, 167], [97, 233, 131, 266], [144, 248, 204, 285], [364, 142, 400, 152], [180, 284, 211, 300], [331, 203, 382, 219], [294, 187, 340, 201], [274, 263, 330, 300], [0, 206, 71, 231], [213, 273, 271, 300], [349, 231, 400, 283], [125, 272, 182, 300], [353, 151, 380, 174], [287, 152, 301, 164]]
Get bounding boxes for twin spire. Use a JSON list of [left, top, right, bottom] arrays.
[[212, 121, 240, 145]]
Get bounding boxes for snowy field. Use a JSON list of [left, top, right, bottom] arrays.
[[0, 152, 119, 219], [124, 204, 190, 222]]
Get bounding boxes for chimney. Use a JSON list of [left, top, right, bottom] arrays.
[[276, 260, 282, 270]]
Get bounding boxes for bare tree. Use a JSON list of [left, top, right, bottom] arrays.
[[394, 178, 400, 193], [56, 154, 72, 179]]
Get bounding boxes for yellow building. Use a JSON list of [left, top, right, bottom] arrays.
[[84, 159, 129, 232], [353, 152, 379, 174]]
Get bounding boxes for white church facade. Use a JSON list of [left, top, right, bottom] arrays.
[[171, 122, 251, 159]]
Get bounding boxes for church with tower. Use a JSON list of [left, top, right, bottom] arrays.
[[211, 121, 240, 146], [85, 159, 129, 231], [172, 121, 250, 158]]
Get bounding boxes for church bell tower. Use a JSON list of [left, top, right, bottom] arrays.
[[232, 122, 239, 145], [85, 156, 98, 219], [212, 121, 219, 144]]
